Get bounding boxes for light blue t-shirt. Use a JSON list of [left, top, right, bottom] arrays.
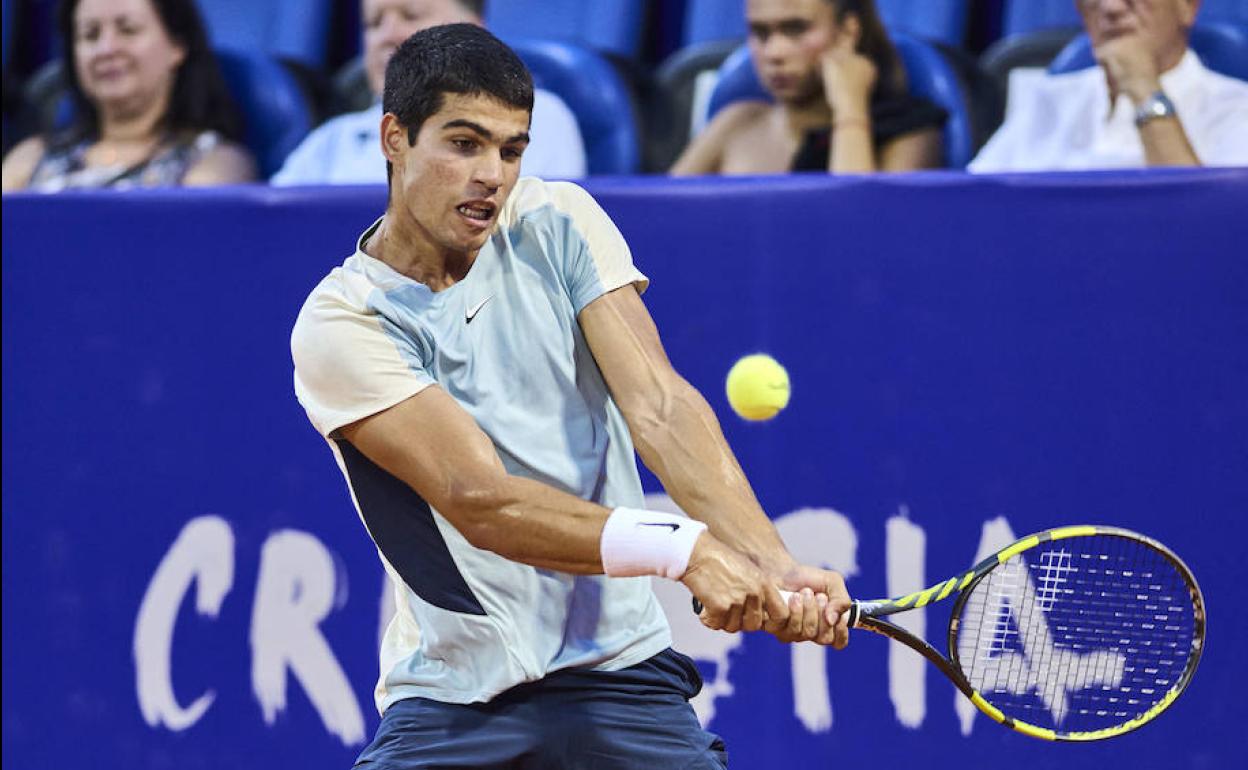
[[291, 178, 669, 712], [272, 90, 587, 185]]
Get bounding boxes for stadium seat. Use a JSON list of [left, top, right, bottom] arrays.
[[652, 39, 742, 171], [508, 39, 640, 175], [683, 0, 747, 46], [979, 28, 1081, 103], [704, 33, 975, 167], [876, 0, 970, 46], [22, 49, 312, 179], [1001, 0, 1082, 39], [215, 48, 314, 178], [1049, 21, 1248, 82], [485, 0, 647, 59], [195, 0, 334, 69], [1200, 0, 1248, 25]]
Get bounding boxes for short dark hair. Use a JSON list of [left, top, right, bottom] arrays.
[[382, 23, 534, 154], [55, 0, 243, 145]]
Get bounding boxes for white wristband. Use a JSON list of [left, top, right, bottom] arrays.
[[600, 507, 707, 580]]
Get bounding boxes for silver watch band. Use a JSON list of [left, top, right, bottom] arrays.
[[1134, 91, 1176, 127]]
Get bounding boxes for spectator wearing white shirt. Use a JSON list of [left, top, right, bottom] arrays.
[[970, 0, 1248, 172], [273, 0, 586, 185]]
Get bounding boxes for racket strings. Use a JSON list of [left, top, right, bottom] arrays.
[[955, 534, 1197, 733]]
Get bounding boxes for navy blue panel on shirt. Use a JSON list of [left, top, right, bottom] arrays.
[[336, 439, 486, 615]]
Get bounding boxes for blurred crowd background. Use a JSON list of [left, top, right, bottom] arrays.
[[2, 0, 1245, 181]]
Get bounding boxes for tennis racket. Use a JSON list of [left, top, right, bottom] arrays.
[[692, 525, 1205, 741]]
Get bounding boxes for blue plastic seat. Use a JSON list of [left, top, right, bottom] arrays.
[[1049, 21, 1248, 82], [196, 0, 334, 68], [683, 0, 747, 46], [876, 0, 970, 46], [507, 39, 639, 175], [1002, 0, 1082, 38], [487, 1, 647, 59], [214, 48, 313, 177], [705, 33, 974, 167]]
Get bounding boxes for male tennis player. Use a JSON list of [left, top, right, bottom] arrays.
[[292, 24, 850, 768]]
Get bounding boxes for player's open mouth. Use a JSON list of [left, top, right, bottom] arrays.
[[456, 203, 495, 222]]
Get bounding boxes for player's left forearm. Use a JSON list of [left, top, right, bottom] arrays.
[[628, 373, 794, 571]]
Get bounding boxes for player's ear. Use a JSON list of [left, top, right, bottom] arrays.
[[380, 112, 412, 166]]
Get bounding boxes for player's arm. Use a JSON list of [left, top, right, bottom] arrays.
[[337, 384, 786, 632], [579, 285, 850, 646]]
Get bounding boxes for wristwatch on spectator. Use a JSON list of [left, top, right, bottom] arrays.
[[1134, 91, 1177, 127]]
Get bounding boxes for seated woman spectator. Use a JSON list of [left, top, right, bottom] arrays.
[[672, 0, 945, 175], [2, 0, 254, 192]]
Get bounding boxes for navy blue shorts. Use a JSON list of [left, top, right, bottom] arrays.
[[352, 648, 727, 769]]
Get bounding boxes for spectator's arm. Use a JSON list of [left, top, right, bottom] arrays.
[[1136, 113, 1201, 167], [670, 102, 762, 176], [879, 126, 943, 171], [184, 142, 257, 186], [1, 136, 47, 192]]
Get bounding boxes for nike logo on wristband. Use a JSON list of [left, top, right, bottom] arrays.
[[637, 522, 681, 532]]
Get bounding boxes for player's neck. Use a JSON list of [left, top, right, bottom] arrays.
[[367, 213, 476, 291]]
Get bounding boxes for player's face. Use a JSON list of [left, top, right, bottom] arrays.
[[71, 0, 186, 114], [1077, 0, 1196, 57], [385, 93, 530, 256], [362, 0, 481, 95], [746, 0, 840, 105]]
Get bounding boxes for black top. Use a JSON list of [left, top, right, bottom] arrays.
[[791, 93, 947, 171]]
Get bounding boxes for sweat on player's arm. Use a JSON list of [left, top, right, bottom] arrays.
[[334, 381, 789, 633], [577, 283, 851, 648]]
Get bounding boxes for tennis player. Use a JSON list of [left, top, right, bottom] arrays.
[[292, 24, 850, 768]]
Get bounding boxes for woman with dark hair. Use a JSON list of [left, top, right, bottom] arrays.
[[2, 0, 254, 191], [672, 0, 945, 175]]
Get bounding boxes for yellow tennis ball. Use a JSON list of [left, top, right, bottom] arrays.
[[726, 354, 791, 421]]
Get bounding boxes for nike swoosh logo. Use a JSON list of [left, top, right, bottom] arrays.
[[637, 522, 680, 532], [465, 295, 492, 323]]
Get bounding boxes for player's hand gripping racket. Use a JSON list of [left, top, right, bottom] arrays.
[[692, 525, 1205, 741]]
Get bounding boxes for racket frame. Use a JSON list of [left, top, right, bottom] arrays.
[[846, 525, 1206, 741]]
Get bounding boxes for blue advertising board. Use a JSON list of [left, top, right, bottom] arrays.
[[4, 170, 1247, 768]]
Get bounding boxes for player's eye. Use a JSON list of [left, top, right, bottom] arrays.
[[747, 24, 770, 43]]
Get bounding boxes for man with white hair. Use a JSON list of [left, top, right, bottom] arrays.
[[272, 0, 586, 184], [970, 0, 1248, 171]]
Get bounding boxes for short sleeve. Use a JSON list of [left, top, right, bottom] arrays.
[[542, 181, 649, 313], [291, 286, 433, 437]]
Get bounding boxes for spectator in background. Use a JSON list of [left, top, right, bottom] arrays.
[[272, 0, 586, 185], [1, 0, 254, 192], [671, 0, 944, 176], [970, 0, 1248, 172]]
